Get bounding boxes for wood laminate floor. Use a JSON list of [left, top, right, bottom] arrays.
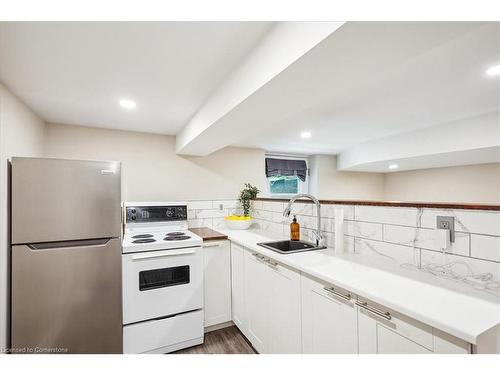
[[173, 326, 257, 354]]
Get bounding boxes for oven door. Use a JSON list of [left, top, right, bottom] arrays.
[[122, 247, 203, 325]]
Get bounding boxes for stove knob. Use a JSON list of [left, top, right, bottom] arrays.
[[131, 215, 136, 220], [131, 209, 136, 214], [166, 208, 174, 217]]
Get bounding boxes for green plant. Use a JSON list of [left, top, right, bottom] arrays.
[[239, 183, 260, 217]]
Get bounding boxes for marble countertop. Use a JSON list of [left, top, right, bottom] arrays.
[[217, 227, 500, 345]]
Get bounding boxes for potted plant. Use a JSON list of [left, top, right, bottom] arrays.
[[224, 183, 260, 230]]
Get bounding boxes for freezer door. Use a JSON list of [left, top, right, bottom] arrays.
[[11, 157, 121, 244], [11, 238, 123, 354]]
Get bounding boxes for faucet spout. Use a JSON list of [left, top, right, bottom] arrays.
[[283, 194, 324, 247]]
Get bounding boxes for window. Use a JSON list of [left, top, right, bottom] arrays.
[[265, 156, 308, 196]]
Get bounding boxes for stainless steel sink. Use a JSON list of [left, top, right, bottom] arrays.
[[257, 240, 326, 254]]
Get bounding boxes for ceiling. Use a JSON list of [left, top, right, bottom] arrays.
[[234, 22, 500, 155], [0, 22, 274, 134]]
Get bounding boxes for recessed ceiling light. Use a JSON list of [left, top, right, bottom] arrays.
[[389, 164, 399, 170], [486, 64, 500, 76], [119, 99, 136, 110], [300, 131, 312, 139]]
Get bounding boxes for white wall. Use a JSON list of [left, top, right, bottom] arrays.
[[44, 123, 268, 201], [44, 127, 499, 205], [384, 163, 500, 204], [0, 83, 45, 351], [309, 154, 385, 200]]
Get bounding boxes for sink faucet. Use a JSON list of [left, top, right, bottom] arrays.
[[283, 194, 324, 247]]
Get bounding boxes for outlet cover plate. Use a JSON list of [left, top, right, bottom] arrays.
[[436, 216, 455, 243]]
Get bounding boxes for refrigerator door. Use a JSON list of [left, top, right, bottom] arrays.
[[11, 238, 123, 353], [11, 157, 121, 244]]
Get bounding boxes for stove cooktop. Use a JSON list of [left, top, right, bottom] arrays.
[[122, 229, 202, 253]]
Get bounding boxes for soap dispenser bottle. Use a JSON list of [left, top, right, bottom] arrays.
[[290, 215, 300, 241]]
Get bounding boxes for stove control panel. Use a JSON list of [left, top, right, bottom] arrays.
[[125, 205, 188, 223]]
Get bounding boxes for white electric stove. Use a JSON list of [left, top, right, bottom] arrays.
[[121, 202, 204, 354]]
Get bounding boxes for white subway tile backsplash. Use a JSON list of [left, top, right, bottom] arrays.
[[252, 209, 272, 221], [212, 217, 226, 230], [471, 234, 500, 262], [212, 200, 239, 209], [195, 208, 227, 218], [251, 200, 263, 210], [320, 204, 355, 220], [329, 233, 355, 252], [300, 227, 313, 242], [261, 201, 284, 212], [320, 204, 335, 218], [188, 218, 213, 228], [355, 238, 419, 265], [296, 214, 316, 230], [271, 222, 286, 235], [420, 249, 500, 279], [320, 217, 333, 233], [344, 221, 383, 241], [187, 200, 213, 210], [289, 202, 313, 216], [383, 225, 469, 257], [271, 211, 289, 225], [185, 199, 500, 285], [355, 206, 419, 227], [421, 209, 500, 236], [343, 235, 355, 253]]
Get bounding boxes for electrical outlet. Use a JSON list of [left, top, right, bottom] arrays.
[[436, 216, 455, 243]]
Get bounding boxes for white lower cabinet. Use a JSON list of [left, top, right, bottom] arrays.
[[203, 240, 232, 328], [229, 241, 471, 354], [234, 246, 302, 353], [357, 297, 471, 354], [301, 274, 358, 354], [230, 242, 247, 333], [267, 258, 302, 354], [244, 250, 271, 353]]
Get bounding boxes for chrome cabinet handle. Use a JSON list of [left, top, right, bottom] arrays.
[[266, 259, 279, 267], [323, 286, 351, 301], [355, 301, 392, 321], [252, 252, 265, 260], [252, 252, 279, 267]]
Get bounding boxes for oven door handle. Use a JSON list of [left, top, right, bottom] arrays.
[[131, 248, 196, 260]]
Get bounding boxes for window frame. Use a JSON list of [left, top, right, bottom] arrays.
[[265, 154, 309, 198]]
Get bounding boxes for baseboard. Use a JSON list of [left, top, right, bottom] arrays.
[[204, 320, 235, 333], [145, 337, 204, 354]]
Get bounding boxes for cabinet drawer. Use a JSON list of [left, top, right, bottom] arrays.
[[356, 297, 434, 351], [123, 310, 203, 354]]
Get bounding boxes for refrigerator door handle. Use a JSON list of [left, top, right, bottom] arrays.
[[27, 238, 113, 250]]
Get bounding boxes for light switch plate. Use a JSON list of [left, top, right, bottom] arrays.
[[436, 216, 455, 243]]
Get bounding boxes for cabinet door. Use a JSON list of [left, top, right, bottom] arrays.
[[376, 324, 432, 354], [203, 240, 232, 327], [244, 250, 271, 353], [230, 243, 247, 333], [301, 275, 358, 354], [268, 262, 302, 354], [357, 299, 433, 354]]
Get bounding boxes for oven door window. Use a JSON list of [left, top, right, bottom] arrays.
[[139, 265, 190, 291]]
